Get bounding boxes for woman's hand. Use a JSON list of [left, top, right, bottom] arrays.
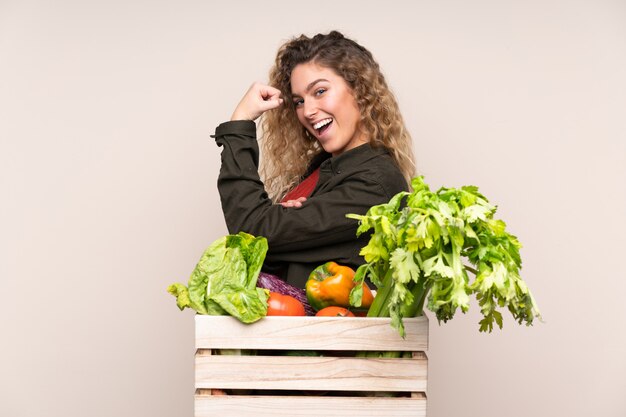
[[231, 82, 284, 121], [280, 197, 307, 208]]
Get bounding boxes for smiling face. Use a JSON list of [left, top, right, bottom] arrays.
[[290, 62, 369, 156]]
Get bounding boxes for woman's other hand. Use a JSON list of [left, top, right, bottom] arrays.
[[279, 197, 307, 208], [231, 82, 284, 121]]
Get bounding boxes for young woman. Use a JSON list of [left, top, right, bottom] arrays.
[[212, 31, 415, 287]]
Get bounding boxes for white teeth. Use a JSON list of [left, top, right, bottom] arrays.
[[313, 118, 333, 130]]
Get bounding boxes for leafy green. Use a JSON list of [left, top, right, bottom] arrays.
[[347, 176, 541, 337], [167, 232, 270, 323]]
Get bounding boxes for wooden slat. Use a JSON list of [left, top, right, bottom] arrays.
[[195, 354, 427, 392], [195, 315, 428, 351], [195, 394, 427, 417]]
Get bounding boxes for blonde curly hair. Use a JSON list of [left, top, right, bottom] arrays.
[[261, 31, 415, 201]]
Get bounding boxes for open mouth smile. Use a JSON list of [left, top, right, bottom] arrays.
[[313, 118, 333, 136]]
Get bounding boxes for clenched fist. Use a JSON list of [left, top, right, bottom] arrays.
[[231, 82, 284, 121]]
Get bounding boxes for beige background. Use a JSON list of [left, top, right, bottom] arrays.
[[1, 0, 625, 416]]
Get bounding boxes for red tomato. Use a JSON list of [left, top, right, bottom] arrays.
[[266, 292, 306, 316], [315, 306, 355, 317]]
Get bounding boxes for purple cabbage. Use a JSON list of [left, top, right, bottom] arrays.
[[257, 272, 316, 316]]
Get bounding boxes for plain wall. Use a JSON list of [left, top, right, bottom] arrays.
[[1, 1, 625, 416]]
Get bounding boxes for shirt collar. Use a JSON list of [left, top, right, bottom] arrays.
[[321, 143, 389, 174]]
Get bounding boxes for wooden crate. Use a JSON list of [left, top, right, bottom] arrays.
[[195, 315, 428, 417]]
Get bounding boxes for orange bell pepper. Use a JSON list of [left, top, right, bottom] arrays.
[[305, 262, 374, 311]]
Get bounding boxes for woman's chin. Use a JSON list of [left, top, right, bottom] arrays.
[[319, 141, 338, 155]]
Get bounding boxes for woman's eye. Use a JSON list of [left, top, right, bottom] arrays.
[[293, 99, 304, 107], [315, 88, 326, 96]]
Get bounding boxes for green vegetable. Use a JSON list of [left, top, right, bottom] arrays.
[[167, 232, 270, 323], [347, 176, 541, 338]]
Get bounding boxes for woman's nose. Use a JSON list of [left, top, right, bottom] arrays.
[[304, 100, 317, 119]]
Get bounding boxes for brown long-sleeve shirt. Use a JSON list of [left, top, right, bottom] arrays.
[[213, 120, 408, 288]]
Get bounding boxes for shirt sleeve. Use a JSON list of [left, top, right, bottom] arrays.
[[213, 120, 390, 255]]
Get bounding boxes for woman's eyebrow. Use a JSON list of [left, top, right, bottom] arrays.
[[306, 78, 328, 92], [293, 78, 329, 97]]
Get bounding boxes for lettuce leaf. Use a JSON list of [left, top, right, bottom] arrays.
[[168, 232, 269, 323]]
